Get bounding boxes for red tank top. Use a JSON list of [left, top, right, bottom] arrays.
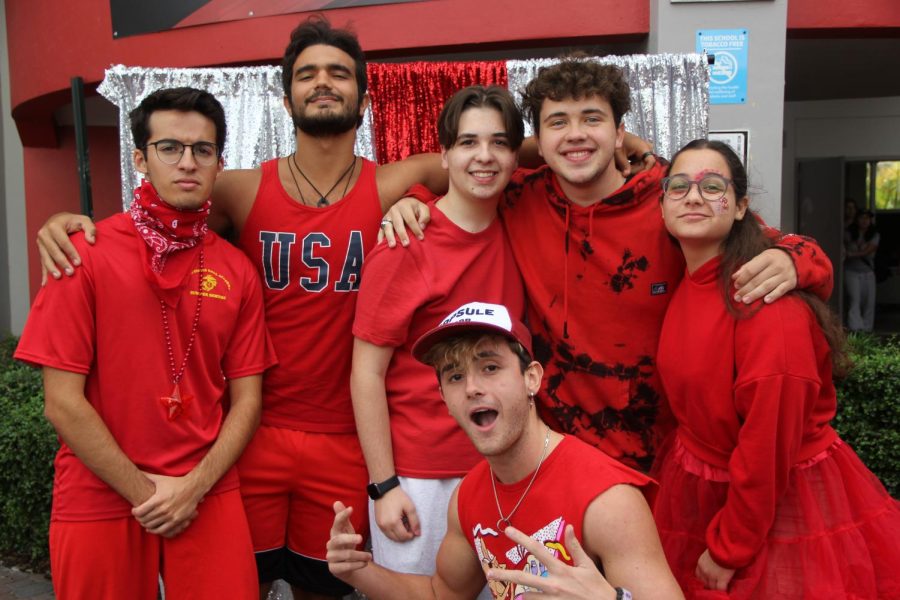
[[238, 158, 382, 432], [457, 435, 652, 599]]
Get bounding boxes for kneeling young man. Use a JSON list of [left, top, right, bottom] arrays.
[[328, 302, 683, 600], [15, 88, 274, 599]]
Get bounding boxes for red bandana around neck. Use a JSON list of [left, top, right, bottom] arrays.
[[130, 179, 211, 274]]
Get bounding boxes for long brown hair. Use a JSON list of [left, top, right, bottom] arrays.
[[669, 140, 850, 378]]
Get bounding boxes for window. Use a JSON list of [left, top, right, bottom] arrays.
[[869, 161, 900, 210]]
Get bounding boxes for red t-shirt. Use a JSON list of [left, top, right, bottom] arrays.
[[353, 202, 525, 478], [500, 164, 834, 471], [15, 212, 275, 521], [238, 158, 383, 433], [457, 435, 652, 599], [657, 256, 838, 568]]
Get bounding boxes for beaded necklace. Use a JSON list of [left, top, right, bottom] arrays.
[[158, 248, 204, 421]]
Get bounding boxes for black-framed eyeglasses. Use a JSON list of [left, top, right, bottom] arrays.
[[144, 139, 220, 167], [662, 174, 732, 202]]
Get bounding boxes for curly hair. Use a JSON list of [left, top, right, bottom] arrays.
[[521, 56, 631, 136]]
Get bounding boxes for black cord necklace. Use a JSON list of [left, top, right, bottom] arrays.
[[289, 153, 356, 207]]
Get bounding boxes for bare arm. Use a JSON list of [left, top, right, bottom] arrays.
[[375, 153, 447, 215], [351, 338, 421, 541], [585, 484, 684, 599], [42, 367, 155, 506], [208, 168, 262, 240], [327, 490, 485, 600], [132, 374, 262, 537], [518, 137, 543, 169], [618, 131, 656, 176], [848, 238, 878, 258], [517, 132, 653, 174]]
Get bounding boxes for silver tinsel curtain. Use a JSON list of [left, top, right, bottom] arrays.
[[97, 64, 377, 208], [99, 55, 707, 209]]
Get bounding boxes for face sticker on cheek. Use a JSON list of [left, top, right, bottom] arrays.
[[695, 169, 730, 215]]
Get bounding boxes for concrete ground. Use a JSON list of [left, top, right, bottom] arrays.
[[0, 565, 54, 600], [0, 569, 347, 600]]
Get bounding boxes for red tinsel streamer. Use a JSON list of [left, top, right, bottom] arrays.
[[367, 61, 508, 164]]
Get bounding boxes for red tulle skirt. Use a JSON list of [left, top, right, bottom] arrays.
[[653, 436, 900, 599]]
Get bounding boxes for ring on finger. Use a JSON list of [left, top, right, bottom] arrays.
[[380, 218, 393, 228]]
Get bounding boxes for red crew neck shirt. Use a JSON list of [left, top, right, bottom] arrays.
[[353, 201, 525, 478], [16, 212, 276, 521]]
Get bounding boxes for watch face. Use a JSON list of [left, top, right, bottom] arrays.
[[367, 482, 380, 500], [368, 476, 399, 500]]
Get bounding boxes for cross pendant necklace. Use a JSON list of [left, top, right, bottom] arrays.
[[158, 248, 204, 421]]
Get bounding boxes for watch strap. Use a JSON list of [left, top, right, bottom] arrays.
[[367, 474, 400, 500]]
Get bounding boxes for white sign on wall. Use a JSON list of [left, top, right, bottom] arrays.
[[709, 130, 749, 165]]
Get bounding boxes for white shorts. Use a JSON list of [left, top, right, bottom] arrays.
[[368, 476, 491, 600]]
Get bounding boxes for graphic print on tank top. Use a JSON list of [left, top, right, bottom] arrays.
[[471, 517, 568, 600]]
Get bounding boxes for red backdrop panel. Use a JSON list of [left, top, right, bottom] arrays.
[[367, 61, 508, 163]]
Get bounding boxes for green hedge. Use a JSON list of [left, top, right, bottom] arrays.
[[834, 333, 900, 497], [0, 336, 55, 571], [0, 333, 896, 572]]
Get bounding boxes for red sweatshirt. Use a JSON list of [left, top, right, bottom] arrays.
[[499, 163, 833, 471], [657, 256, 838, 567]]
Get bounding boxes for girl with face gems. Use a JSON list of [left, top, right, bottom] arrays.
[[654, 140, 900, 599]]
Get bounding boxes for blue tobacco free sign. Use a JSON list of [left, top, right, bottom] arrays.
[[696, 29, 748, 105]]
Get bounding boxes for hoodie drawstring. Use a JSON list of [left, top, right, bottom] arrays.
[[563, 204, 571, 339]]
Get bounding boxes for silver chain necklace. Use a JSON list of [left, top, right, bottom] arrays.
[[490, 426, 552, 531]]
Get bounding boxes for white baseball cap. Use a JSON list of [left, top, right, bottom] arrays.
[[412, 302, 532, 363]]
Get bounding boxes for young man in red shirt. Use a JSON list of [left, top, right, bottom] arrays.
[[351, 86, 524, 585], [327, 302, 684, 600], [15, 87, 274, 599]]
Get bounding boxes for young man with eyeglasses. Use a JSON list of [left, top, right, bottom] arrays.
[[15, 87, 275, 599], [327, 302, 684, 600]]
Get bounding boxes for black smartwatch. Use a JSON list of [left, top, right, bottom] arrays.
[[367, 475, 400, 500]]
